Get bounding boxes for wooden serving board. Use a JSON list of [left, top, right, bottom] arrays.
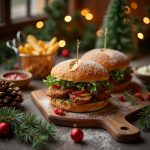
[[31, 89, 149, 143]]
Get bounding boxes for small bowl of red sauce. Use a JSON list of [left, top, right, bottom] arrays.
[[0, 70, 32, 88]]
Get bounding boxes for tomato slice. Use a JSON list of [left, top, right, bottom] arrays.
[[52, 85, 61, 89]]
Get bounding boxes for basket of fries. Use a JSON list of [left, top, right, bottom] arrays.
[[7, 33, 59, 78], [19, 35, 59, 78]]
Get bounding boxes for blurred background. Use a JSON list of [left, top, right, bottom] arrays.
[[0, 0, 150, 69]]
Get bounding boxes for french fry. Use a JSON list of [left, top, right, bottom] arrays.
[[38, 40, 45, 48], [27, 35, 42, 52], [46, 42, 59, 55], [24, 44, 33, 54], [41, 49, 46, 55], [31, 50, 40, 56], [18, 45, 24, 53], [18, 34, 59, 56], [45, 37, 57, 49]]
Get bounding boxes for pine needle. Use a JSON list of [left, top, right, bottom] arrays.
[[124, 91, 139, 105], [136, 105, 150, 130], [0, 108, 55, 150]]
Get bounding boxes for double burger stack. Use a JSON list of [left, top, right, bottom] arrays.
[[44, 49, 132, 113], [44, 59, 111, 112]]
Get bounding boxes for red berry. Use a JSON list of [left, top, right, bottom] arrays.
[[140, 96, 145, 101], [61, 49, 70, 57], [134, 92, 146, 101], [135, 92, 142, 98], [54, 108, 64, 116], [57, 109, 64, 116], [54, 108, 59, 114], [70, 128, 84, 142], [0, 122, 11, 136], [146, 95, 150, 101], [118, 96, 125, 102]]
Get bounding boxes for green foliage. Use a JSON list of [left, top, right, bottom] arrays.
[[96, 0, 138, 53], [0, 42, 16, 65], [136, 105, 150, 130], [24, 0, 97, 51], [110, 70, 125, 82], [0, 108, 55, 150], [110, 67, 132, 82], [43, 75, 110, 93]]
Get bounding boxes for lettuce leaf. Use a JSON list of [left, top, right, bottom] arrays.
[[110, 67, 132, 82], [43, 75, 110, 93]]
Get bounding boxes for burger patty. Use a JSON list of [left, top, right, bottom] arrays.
[[47, 88, 73, 99], [69, 92, 92, 104], [94, 91, 111, 100]]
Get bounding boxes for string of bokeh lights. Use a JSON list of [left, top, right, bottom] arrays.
[[35, 1, 149, 48]]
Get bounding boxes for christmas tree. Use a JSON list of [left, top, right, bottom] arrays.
[[96, 0, 137, 53]]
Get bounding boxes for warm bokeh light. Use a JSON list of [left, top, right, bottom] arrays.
[[85, 13, 93, 20], [58, 40, 66, 47], [130, 2, 138, 9], [143, 17, 150, 24], [36, 21, 44, 29], [81, 8, 90, 16], [137, 33, 144, 40], [96, 30, 103, 37], [64, 15, 72, 22]]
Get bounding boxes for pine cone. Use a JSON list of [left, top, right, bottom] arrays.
[[0, 80, 24, 108]]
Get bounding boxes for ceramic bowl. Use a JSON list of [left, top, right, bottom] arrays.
[[134, 66, 150, 84], [0, 70, 32, 88]]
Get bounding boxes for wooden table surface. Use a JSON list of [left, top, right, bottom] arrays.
[[0, 54, 150, 150]]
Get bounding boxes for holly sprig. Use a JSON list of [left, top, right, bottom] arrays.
[[0, 108, 55, 150]]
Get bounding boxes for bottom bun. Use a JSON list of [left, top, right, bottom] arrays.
[[50, 98, 109, 113], [111, 81, 130, 93]]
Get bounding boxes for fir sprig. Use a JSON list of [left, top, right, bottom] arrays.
[[124, 91, 139, 105], [136, 105, 150, 130], [0, 108, 55, 150]]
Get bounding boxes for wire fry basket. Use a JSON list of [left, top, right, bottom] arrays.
[[6, 31, 57, 78], [19, 53, 56, 78]]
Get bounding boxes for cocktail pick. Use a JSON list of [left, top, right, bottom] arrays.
[[76, 39, 81, 64], [103, 28, 108, 51]]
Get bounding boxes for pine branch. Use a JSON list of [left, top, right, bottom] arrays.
[[0, 108, 55, 150], [124, 91, 139, 105], [136, 105, 150, 130]]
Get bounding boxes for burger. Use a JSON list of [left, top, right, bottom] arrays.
[[44, 59, 111, 112], [81, 49, 132, 92]]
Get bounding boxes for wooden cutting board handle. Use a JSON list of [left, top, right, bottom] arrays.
[[101, 115, 140, 142]]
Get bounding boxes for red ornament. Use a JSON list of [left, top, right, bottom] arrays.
[[118, 96, 126, 102], [54, 108, 64, 116], [70, 128, 84, 142], [61, 49, 70, 57], [0, 122, 11, 136]]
